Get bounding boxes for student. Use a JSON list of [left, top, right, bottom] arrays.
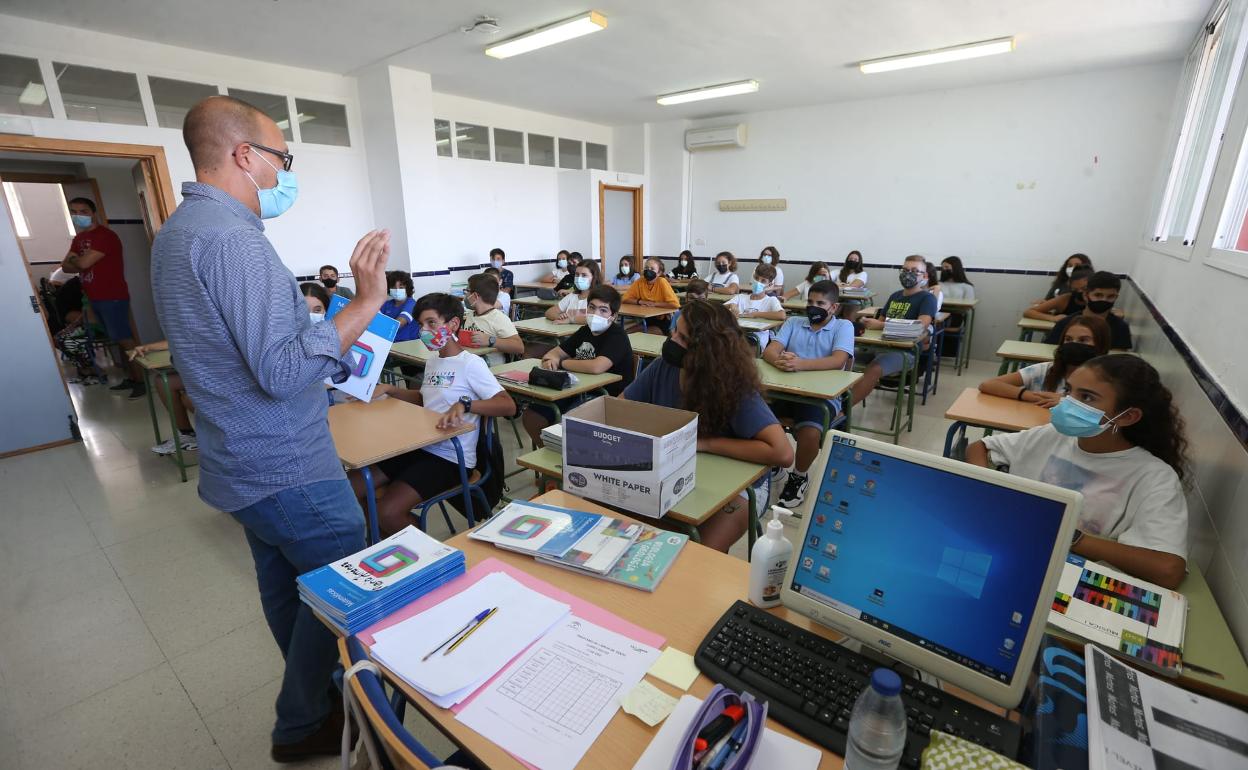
[[545, 260, 602, 323], [483, 267, 512, 315], [763, 280, 857, 507], [488, 248, 514, 295], [555, 252, 585, 295], [522, 286, 633, 446], [966, 355, 1189, 589], [301, 281, 330, 319], [759, 245, 785, 295], [130, 340, 198, 455], [1043, 271, 1131, 350], [543, 249, 571, 284], [380, 270, 420, 341], [463, 273, 524, 366], [938, 256, 975, 301], [925, 260, 944, 312], [611, 256, 640, 288], [706, 251, 741, 295], [671, 249, 698, 279], [350, 294, 516, 538], [979, 315, 1110, 407], [319, 264, 355, 300], [670, 278, 708, 330], [726, 263, 786, 349], [624, 300, 793, 551], [849, 255, 938, 406], [784, 262, 832, 302], [1039, 253, 1093, 302], [838, 250, 868, 290], [622, 256, 680, 334], [1026, 266, 1092, 321]]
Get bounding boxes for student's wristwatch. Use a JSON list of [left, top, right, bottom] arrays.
[[1071, 529, 1085, 549], [458, 396, 473, 414]]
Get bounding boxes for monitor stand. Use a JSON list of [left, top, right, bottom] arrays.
[[836, 637, 921, 682]]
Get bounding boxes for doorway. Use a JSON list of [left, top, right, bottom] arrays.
[[599, 182, 643, 268]]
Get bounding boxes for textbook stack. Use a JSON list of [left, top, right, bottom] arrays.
[[540, 424, 563, 455], [298, 526, 466, 635], [883, 318, 924, 341]]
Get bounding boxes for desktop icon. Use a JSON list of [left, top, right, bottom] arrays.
[[824, 543, 838, 558], [863, 479, 877, 495], [1003, 638, 1016, 651], [808, 535, 820, 548], [833, 520, 843, 532], [801, 556, 814, 571], [817, 565, 831, 580], [1011, 611, 1023, 625], [846, 474, 857, 488], [853, 450, 863, 463], [815, 514, 827, 526]]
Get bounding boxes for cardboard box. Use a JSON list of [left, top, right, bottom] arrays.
[[561, 397, 698, 518]]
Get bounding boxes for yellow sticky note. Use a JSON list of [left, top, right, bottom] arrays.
[[647, 647, 699, 691], [622, 680, 679, 727]]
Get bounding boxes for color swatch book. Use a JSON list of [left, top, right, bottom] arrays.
[[535, 517, 642, 574], [298, 525, 465, 635], [468, 500, 602, 558], [543, 523, 688, 592], [1048, 554, 1187, 676], [323, 293, 400, 402]]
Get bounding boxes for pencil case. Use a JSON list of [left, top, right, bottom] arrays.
[[528, 367, 572, 390], [669, 684, 767, 770]]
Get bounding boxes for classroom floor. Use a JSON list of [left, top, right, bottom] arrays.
[[0, 355, 999, 770]]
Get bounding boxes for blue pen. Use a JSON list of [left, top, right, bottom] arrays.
[[706, 720, 749, 770], [422, 607, 496, 661]]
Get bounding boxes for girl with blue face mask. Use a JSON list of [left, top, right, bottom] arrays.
[[966, 355, 1191, 589], [379, 270, 419, 340], [546, 261, 601, 324]]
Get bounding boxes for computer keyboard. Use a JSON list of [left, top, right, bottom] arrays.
[[696, 601, 1020, 767]]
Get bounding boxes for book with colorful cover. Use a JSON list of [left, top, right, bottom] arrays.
[[323, 293, 400, 402], [536, 517, 643, 574], [468, 500, 602, 558], [543, 524, 688, 592], [1048, 554, 1187, 677]]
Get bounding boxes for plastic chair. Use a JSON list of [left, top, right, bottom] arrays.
[[413, 416, 499, 534]]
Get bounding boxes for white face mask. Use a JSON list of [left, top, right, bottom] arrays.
[[587, 313, 612, 333], [309, 311, 324, 323]]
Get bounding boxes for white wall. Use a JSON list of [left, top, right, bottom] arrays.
[[7, 182, 72, 265]]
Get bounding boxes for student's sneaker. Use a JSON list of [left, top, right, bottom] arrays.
[[778, 471, 809, 508], [770, 465, 787, 480], [109, 378, 135, 392], [128, 381, 147, 400]]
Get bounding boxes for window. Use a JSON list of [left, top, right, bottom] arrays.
[[294, 99, 350, 146], [586, 142, 608, 170], [528, 134, 555, 167], [2, 182, 30, 238], [455, 122, 490, 160], [229, 88, 292, 140], [434, 119, 452, 157], [0, 54, 53, 118], [495, 128, 525, 164], [54, 62, 146, 125], [559, 138, 583, 169], [1151, 0, 1248, 246], [148, 76, 218, 129]]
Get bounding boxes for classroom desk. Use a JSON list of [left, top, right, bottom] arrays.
[[736, 316, 785, 332], [941, 297, 978, 375], [388, 340, 495, 367], [1016, 317, 1056, 341], [618, 302, 678, 320], [511, 280, 551, 296], [511, 296, 559, 319], [628, 331, 665, 362], [135, 349, 196, 483], [514, 317, 581, 340], [854, 329, 923, 444], [941, 387, 1051, 458], [327, 398, 473, 544], [994, 340, 1056, 375], [489, 358, 621, 427], [757, 360, 861, 446]]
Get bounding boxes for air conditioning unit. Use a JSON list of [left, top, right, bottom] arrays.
[[685, 124, 747, 152]]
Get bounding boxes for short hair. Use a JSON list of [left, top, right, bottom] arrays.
[[67, 197, 96, 213], [753, 263, 776, 282], [686, 278, 709, 296], [483, 266, 500, 277], [807, 280, 840, 303], [1087, 270, 1121, 293], [299, 281, 330, 308], [569, 251, 584, 264], [182, 95, 267, 173], [902, 254, 926, 268], [385, 270, 413, 297], [319, 264, 339, 276], [645, 256, 665, 273], [467, 273, 500, 305], [1068, 266, 1095, 284], [489, 248, 505, 260], [414, 292, 465, 325], [587, 284, 621, 314]]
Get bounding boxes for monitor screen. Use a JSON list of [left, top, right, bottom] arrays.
[[789, 437, 1068, 685]]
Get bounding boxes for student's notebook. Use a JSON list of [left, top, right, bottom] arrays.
[[542, 524, 688, 592], [323, 293, 399, 402], [535, 516, 642, 574], [468, 500, 601, 559]]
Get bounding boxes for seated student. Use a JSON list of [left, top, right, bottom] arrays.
[[725, 263, 787, 350], [938, 256, 976, 301], [1037, 253, 1094, 302], [706, 251, 741, 295], [301, 281, 331, 320], [671, 249, 698, 279], [622, 257, 681, 334], [784, 262, 832, 302], [129, 340, 198, 455], [611, 256, 640, 288], [380, 270, 420, 341], [624, 300, 793, 551], [966, 355, 1188, 589], [762, 280, 856, 507], [522, 286, 633, 447], [319, 264, 355, 300], [482, 267, 512, 315], [979, 314, 1110, 407], [555, 252, 585, 296], [543, 249, 571, 284], [1043, 271, 1131, 350], [671, 278, 709, 331], [350, 293, 516, 538], [487, 248, 515, 296], [463, 274, 524, 366], [925, 260, 944, 313], [758, 245, 785, 295], [849, 255, 938, 406], [1026, 266, 1092, 321], [838, 250, 868, 290], [545, 260, 602, 324]]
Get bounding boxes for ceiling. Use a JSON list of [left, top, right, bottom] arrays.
[[1, 0, 1210, 125]]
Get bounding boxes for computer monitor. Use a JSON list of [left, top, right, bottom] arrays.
[[780, 431, 1080, 708]]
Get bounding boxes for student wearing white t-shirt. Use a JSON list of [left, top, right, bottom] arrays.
[[837, 250, 868, 290], [758, 245, 785, 295], [351, 293, 516, 538], [545, 261, 601, 324], [979, 315, 1110, 407], [967, 355, 1190, 589], [706, 251, 741, 295], [483, 267, 511, 314], [543, 249, 571, 284], [725, 263, 786, 350], [463, 273, 523, 366], [783, 262, 832, 302]]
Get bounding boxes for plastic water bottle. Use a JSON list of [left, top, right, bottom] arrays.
[[843, 668, 907, 770]]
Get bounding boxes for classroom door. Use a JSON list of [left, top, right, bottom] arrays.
[[599, 183, 643, 267]]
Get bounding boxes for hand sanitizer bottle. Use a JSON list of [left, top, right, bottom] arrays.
[[749, 505, 794, 608]]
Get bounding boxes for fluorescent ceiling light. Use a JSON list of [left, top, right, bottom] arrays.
[[657, 80, 759, 106], [485, 11, 607, 59], [859, 37, 1015, 74], [18, 82, 47, 106]]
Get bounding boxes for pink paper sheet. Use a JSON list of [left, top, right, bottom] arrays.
[[359, 557, 666, 714]]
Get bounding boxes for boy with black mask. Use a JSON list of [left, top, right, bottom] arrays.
[[1043, 271, 1131, 350]]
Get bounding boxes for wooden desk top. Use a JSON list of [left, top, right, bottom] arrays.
[[512, 296, 559, 308], [944, 388, 1051, 432], [941, 298, 979, 309], [1017, 317, 1056, 332], [514, 317, 581, 338], [628, 332, 665, 358], [757, 360, 861, 401], [514, 280, 553, 291], [737, 316, 785, 331], [995, 340, 1056, 363], [388, 341, 495, 365], [134, 349, 174, 371], [327, 397, 472, 470], [855, 329, 923, 350], [489, 358, 622, 402], [619, 303, 677, 319]]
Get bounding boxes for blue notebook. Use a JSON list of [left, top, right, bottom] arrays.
[[467, 500, 602, 558]]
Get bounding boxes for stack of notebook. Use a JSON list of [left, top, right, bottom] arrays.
[[883, 317, 924, 341], [298, 526, 466, 635], [540, 423, 563, 455]]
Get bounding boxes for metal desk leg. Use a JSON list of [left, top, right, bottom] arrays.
[[842, 394, 854, 434], [905, 344, 919, 432], [362, 466, 380, 545], [960, 307, 975, 375], [161, 370, 189, 483], [143, 367, 162, 446], [450, 436, 475, 525], [746, 485, 759, 558], [943, 421, 966, 458], [890, 358, 906, 444], [997, 359, 1010, 376]]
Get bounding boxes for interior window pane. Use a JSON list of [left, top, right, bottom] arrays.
[[586, 142, 608, 170], [294, 98, 350, 146], [456, 122, 490, 161], [529, 134, 555, 167], [228, 88, 292, 140], [495, 128, 524, 164], [434, 119, 452, 157], [0, 54, 53, 118], [149, 76, 218, 129], [54, 62, 146, 125], [559, 138, 583, 169]]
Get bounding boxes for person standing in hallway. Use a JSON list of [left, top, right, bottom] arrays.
[[151, 95, 391, 763], [61, 197, 146, 398]]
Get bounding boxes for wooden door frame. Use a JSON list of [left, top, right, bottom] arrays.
[[598, 182, 643, 266]]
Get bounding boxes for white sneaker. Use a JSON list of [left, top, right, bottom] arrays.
[[177, 433, 198, 452], [151, 433, 196, 456], [151, 438, 176, 455]]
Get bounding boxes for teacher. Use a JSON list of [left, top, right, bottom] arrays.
[[151, 95, 389, 762]]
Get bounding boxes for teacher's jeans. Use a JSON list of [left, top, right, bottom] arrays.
[[230, 479, 366, 744]]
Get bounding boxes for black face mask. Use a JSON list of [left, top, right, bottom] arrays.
[[643, 268, 658, 281], [805, 306, 829, 325], [846, 261, 860, 270], [661, 338, 686, 368], [899, 270, 920, 289], [1056, 342, 1098, 367], [940, 269, 953, 282], [1086, 299, 1115, 314], [322, 278, 337, 288], [716, 263, 729, 274]]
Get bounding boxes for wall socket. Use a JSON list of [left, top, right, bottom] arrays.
[[719, 198, 787, 212]]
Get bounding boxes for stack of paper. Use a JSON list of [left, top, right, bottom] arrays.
[[370, 572, 571, 707], [297, 526, 465, 635], [469, 500, 601, 558], [541, 423, 563, 454], [883, 317, 924, 341]]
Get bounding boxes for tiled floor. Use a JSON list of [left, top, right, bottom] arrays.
[[0, 356, 1001, 769]]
